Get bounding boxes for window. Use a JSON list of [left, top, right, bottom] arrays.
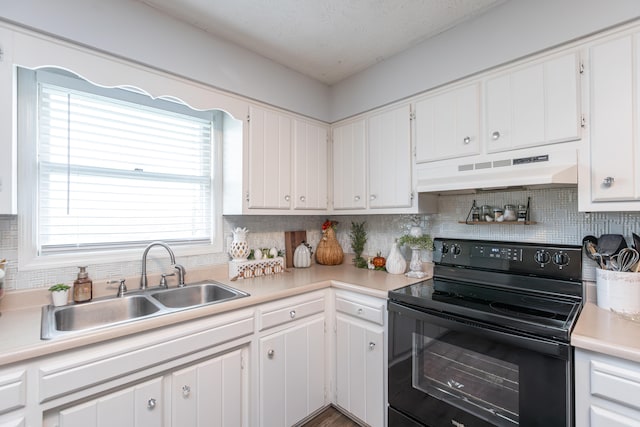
[[18, 67, 220, 260]]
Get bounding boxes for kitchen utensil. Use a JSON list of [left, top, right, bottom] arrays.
[[596, 234, 627, 258], [633, 233, 640, 251], [583, 236, 606, 269], [611, 248, 640, 272]]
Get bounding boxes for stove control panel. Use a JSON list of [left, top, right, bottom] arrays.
[[433, 238, 582, 281]]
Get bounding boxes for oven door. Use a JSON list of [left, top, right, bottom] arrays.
[[388, 301, 572, 427]]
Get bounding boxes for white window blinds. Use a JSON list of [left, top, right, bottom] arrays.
[[36, 71, 214, 254]]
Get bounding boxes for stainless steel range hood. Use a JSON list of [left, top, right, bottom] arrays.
[[415, 147, 578, 194]]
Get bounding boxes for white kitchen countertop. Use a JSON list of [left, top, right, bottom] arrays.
[[0, 261, 432, 367], [571, 302, 640, 363]]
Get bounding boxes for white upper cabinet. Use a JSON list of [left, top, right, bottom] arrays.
[[247, 105, 293, 210], [415, 82, 481, 163], [0, 27, 15, 215], [331, 105, 437, 214], [485, 52, 581, 153], [579, 28, 640, 211], [241, 105, 329, 214], [293, 119, 328, 210], [332, 119, 367, 210], [367, 104, 413, 209]]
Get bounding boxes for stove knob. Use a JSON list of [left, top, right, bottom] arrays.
[[553, 252, 570, 267], [441, 243, 449, 254], [451, 244, 462, 256], [535, 250, 550, 265]]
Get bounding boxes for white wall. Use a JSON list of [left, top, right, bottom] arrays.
[[3, 0, 640, 123], [0, 0, 331, 121], [329, 0, 640, 121]]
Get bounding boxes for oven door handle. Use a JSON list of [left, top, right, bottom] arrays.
[[389, 301, 569, 360]]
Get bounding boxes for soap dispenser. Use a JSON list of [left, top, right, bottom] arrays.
[[73, 266, 93, 303]]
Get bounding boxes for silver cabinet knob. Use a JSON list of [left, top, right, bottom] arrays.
[[357, 308, 363, 315], [182, 385, 191, 398], [147, 398, 157, 410], [370, 194, 376, 201], [463, 136, 471, 144], [267, 349, 275, 359], [299, 195, 306, 202], [369, 342, 376, 350], [491, 131, 501, 140], [284, 195, 291, 201], [354, 195, 361, 202], [602, 176, 615, 187], [290, 310, 296, 319]]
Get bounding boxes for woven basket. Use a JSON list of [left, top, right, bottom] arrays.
[[316, 228, 344, 265]]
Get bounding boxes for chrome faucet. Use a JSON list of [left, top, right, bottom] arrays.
[[140, 241, 186, 289]]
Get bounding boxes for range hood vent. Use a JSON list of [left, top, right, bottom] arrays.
[[416, 148, 577, 194]]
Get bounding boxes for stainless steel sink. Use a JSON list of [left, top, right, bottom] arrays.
[[41, 281, 249, 340], [149, 282, 249, 309]]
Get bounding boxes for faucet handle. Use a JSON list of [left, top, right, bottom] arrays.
[[107, 279, 128, 297], [173, 264, 186, 287], [159, 273, 175, 288]]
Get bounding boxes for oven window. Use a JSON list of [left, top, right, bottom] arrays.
[[413, 332, 519, 425]]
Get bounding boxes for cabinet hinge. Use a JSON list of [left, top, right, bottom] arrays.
[[579, 62, 584, 74], [245, 192, 250, 202], [581, 114, 586, 128], [246, 114, 250, 122], [409, 112, 416, 121], [0, 47, 3, 62]]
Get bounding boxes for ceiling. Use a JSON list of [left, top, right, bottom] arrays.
[[138, 0, 507, 85]]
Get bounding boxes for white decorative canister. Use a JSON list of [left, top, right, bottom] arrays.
[[229, 227, 250, 260], [386, 241, 407, 275]]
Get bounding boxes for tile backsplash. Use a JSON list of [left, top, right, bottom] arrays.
[[2, 186, 640, 291]]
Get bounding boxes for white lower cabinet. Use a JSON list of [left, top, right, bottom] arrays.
[[56, 376, 163, 427], [334, 291, 386, 427], [170, 347, 246, 427], [49, 346, 249, 427], [258, 292, 327, 427], [575, 349, 640, 426]]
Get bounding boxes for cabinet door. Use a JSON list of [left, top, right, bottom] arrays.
[[415, 83, 481, 162], [293, 119, 328, 210], [58, 377, 163, 427], [486, 52, 580, 152], [589, 34, 636, 201], [332, 120, 366, 210], [367, 104, 412, 208], [260, 317, 325, 427], [172, 347, 245, 427], [247, 105, 292, 209], [335, 314, 384, 427]]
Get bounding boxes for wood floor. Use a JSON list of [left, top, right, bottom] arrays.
[[300, 406, 362, 427]]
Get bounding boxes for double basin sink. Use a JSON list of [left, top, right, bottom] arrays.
[[41, 281, 249, 340]]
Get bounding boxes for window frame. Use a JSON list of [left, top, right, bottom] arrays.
[[17, 66, 225, 270]]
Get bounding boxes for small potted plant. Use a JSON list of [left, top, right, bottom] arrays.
[[48, 283, 71, 307]]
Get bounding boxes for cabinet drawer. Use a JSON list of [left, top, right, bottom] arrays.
[[0, 370, 25, 415], [336, 297, 384, 325], [590, 404, 640, 427], [591, 359, 640, 411], [260, 298, 325, 331]]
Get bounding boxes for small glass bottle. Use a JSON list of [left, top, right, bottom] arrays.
[[504, 204, 517, 221], [471, 206, 480, 222], [481, 205, 492, 221], [517, 204, 528, 222], [73, 266, 93, 303], [493, 207, 504, 222]]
